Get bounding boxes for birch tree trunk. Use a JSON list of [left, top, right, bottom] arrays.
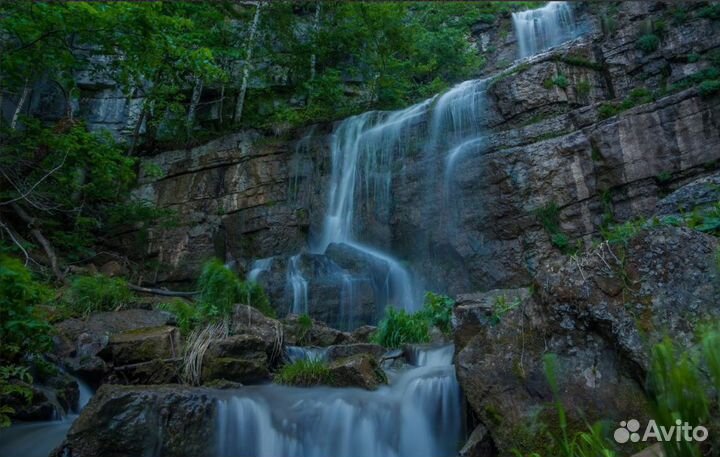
[[309, 1, 321, 82], [234, 1, 262, 123], [187, 77, 203, 128], [10, 79, 30, 130]]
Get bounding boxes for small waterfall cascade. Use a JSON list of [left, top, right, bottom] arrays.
[[247, 257, 273, 283], [0, 374, 94, 457], [512, 2, 579, 59], [216, 344, 461, 457], [284, 346, 329, 363], [287, 254, 309, 314]]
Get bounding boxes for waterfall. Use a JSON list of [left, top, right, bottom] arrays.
[[216, 345, 461, 457], [287, 254, 309, 314], [512, 2, 578, 59], [247, 257, 273, 283]]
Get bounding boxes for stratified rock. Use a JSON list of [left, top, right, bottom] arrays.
[[325, 344, 385, 362], [107, 359, 181, 385], [328, 354, 387, 390], [99, 325, 181, 366], [231, 304, 283, 363], [202, 334, 270, 384], [655, 171, 720, 215], [455, 227, 720, 456], [51, 385, 216, 457], [54, 309, 176, 383]]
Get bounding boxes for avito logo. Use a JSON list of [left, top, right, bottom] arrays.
[[614, 419, 708, 444]]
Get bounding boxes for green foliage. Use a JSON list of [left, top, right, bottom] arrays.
[[0, 256, 52, 363], [699, 79, 720, 97], [65, 274, 132, 316], [699, 4, 720, 20], [295, 313, 314, 344], [198, 259, 275, 319], [645, 329, 720, 457], [555, 55, 605, 71], [0, 365, 34, 428], [637, 34, 661, 54], [552, 74, 569, 89], [157, 299, 197, 334], [598, 88, 654, 120], [159, 259, 274, 333], [275, 359, 333, 387], [601, 219, 646, 245], [490, 295, 521, 325], [421, 292, 454, 334], [535, 202, 575, 253], [372, 307, 430, 348], [514, 354, 616, 457], [577, 79, 591, 98]]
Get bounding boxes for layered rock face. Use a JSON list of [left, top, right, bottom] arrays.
[[454, 226, 720, 455], [129, 2, 720, 329]]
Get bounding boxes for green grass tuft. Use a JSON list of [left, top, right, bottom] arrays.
[[275, 359, 333, 387]]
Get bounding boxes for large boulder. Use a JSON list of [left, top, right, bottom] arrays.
[[282, 314, 354, 347], [327, 354, 387, 390], [99, 325, 181, 366], [325, 343, 386, 362], [201, 334, 270, 384], [52, 385, 216, 457], [454, 227, 720, 456], [231, 304, 283, 363], [54, 309, 176, 383]]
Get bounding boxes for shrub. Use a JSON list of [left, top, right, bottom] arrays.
[[197, 259, 275, 319], [698, 79, 720, 97], [275, 359, 333, 387], [699, 4, 720, 20], [0, 365, 34, 428], [160, 260, 275, 333], [637, 34, 660, 54], [0, 256, 52, 362], [372, 307, 430, 348], [552, 74, 569, 89], [157, 299, 197, 334], [421, 292, 454, 334], [66, 274, 132, 316]]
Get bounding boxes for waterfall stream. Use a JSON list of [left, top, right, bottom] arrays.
[[513, 1, 579, 58], [216, 345, 462, 457], [0, 375, 93, 457]]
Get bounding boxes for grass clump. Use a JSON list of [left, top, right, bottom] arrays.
[[159, 259, 275, 334], [535, 201, 576, 254], [699, 79, 720, 97], [637, 33, 660, 54], [490, 295, 521, 325], [66, 274, 132, 316], [598, 87, 654, 120], [422, 291, 454, 335], [372, 307, 431, 348], [275, 359, 333, 387]]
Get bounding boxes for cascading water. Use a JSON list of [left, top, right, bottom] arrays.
[[247, 257, 273, 282], [0, 375, 93, 457], [216, 345, 461, 457], [287, 254, 309, 314], [512, 1, 578, 59]]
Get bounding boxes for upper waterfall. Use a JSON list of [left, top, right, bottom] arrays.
[[512, 1, 578, 59]]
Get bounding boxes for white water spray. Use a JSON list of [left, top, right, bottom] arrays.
[[513, 2, 578, 59]]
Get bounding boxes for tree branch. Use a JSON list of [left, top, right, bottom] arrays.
[[128, 283, 199, 297], [10, 202, 65, 282]]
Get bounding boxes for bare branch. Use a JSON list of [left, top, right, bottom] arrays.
[[0, 152, 68, 207]]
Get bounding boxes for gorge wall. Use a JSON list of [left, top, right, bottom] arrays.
[[129, 1, 720, 329]]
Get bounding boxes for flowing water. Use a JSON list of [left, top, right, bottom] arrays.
[[216, 344, 461, 457], [0, 375, 93, 457], [513, 1, 579, 59]]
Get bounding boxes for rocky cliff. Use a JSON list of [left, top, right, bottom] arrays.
[[128, 2, 719, 327]]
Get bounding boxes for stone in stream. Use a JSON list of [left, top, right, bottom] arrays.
[[50, 385, 216, 457], [282, 313, 354, 347], [327, 354, 387, 390], [325, 343, 386, 362], [202, 334, 270, 384]]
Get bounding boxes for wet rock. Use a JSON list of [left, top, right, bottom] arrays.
[[99, 325, 181, 366], [282, 314, 353, 347], [655, 171, 720, 215], [98, 260, 127, 277], [106, 359, 181, 385], [325, 344, 386, 362], [54, 309, 175, 383], [202, 334, 270, 384], [328, 354, 387, 390], [52, 385, 216, 457], [350, 325, 377, 343], [231, 304, 283, 363], [459, 424, 496, 457]]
